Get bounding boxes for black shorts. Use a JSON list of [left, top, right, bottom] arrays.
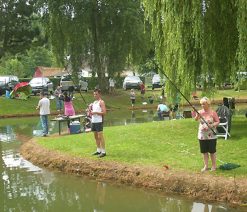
[[131, 99, 135, 104], [199, 139, 217, 153], [91, 122, 103, 132]]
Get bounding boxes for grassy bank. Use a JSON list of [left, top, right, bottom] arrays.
[[1, 88, 247, 116], [37, 115, 247, 178]]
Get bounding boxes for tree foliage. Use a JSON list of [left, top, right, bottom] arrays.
[[142, 0, 246, 99], [0, 0, 41, 59], [236, 0, 247, 72], [42, 0, 151, 92], [0, 47, 54, 77]]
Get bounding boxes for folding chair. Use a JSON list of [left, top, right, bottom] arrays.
[[217, 118, 230, 140]]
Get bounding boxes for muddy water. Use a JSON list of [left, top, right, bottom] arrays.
[[0, 109, 246, 211]]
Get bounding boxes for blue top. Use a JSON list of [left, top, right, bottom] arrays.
[[158, 104, 169, 112]]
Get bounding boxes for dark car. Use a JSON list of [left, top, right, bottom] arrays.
[[122, 76, 142, 90], [29, 77, 53, 95], [0, 75, 19, 95]]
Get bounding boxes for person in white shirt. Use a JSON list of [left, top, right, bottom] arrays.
[[90, 88, 107, 157], [36, 91, 50, 137], [108, 78, 115, 94]]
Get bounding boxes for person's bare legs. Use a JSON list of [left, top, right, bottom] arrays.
[[98, 131, 105, 153], [94, 132, 101, 150], [210, 153, 217, 171], [201, 153, 209, 172]]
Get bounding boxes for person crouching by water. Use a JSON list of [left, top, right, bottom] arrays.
[[91, 88, 107, 158], [36, 91, 50, 137], [157, 102, 169, 120], [194, 97, 219, 172]]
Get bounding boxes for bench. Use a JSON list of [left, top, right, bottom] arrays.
[[51, 114, 85, 135]]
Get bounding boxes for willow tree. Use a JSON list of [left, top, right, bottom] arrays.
[[236, 0, 247, 73], [41, 0, 151, 92], [142, 0, 245, 100], [0, 0, 40, 59]]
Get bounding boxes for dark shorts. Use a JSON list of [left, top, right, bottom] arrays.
[[91, 122, 103, 132], [199, 139, 217, 153], [131, 99, 135, 104]]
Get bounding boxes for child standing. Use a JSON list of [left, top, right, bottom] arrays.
[[63, 91, 75, 133], [130, 89, 136, 107]]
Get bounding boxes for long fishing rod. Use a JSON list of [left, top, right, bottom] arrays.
[[162, 71, 216, 135]]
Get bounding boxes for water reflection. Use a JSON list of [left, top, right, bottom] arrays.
[[0, 115, 246, 211], [0, 125, 16, 142]]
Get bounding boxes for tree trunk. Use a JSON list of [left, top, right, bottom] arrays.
[[91, 0, 108, 93]]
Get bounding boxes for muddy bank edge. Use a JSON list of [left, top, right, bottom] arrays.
[[20, 138, 247, 207]]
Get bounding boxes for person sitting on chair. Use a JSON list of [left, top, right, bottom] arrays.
[[157, 102, 169, 120], [216, 101, 232, 133]]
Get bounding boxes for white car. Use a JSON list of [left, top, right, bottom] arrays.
[[152, 74, 165, 90], [60, 74, 88, 92], [0, 75, 19, 95], [123, 76, 142, 90], [29, 77, 53, 95]]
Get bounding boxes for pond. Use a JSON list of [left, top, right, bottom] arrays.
[[0, 106, 246, 211]]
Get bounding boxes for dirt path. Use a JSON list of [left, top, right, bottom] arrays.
[[20, 138, 247, 208]]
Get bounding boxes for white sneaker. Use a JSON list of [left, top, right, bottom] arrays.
[[201, 167, 208, 172]]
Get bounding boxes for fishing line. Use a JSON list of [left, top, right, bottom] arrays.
[[161, 70, 217, 135]]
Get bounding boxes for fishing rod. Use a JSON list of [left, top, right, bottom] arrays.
[[63, 64, 88, 106], [161, 70, 217, 135]]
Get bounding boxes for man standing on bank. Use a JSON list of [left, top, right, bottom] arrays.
[[36, 91, 50, 137], [91, 88, 107, 158]]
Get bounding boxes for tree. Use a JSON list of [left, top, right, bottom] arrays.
[[142, 0, 246, 99], [0, 57, 24, 76], [42, 0, 151, 92], [18, 47, 55, 77], [0, 0, 41, 59], [236, 0, 247, 73], [0, 47, 55, 77]]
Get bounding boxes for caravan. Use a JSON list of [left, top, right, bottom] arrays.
[[60, 74, 88, 92]]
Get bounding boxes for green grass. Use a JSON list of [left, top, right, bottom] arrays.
[[1, 88, 247, 115], [37, 115, 247, 178]]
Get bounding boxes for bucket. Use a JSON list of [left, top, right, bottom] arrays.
[[70, 121, 81, 134]]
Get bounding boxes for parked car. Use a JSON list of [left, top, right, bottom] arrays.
[[123, 76, 142, 90], [60, 74, 88, 92], [152, 74, 165, 90], [29, 77, 53, 95], [0, 75, 19, 95]]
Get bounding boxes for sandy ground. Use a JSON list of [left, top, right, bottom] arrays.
[[20, 138, 247, 208]]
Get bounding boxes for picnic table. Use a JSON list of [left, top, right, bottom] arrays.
[[51, 114, 85, 135]]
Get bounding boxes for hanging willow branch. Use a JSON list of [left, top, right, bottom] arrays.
[[142, 0, 243, 101]]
